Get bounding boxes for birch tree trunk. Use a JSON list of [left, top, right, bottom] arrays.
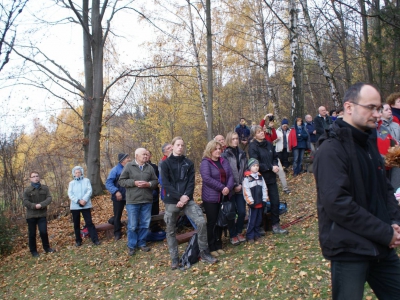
[[289, 0, 303, 118], [206, 0, 213, 140], [187, 0, 209, 129], [300, 0, 341, 108]]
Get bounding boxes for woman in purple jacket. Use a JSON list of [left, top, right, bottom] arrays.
[[200, 140, 235, 257]]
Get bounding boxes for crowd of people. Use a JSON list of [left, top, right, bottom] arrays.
[[21, 83, 400, 299]]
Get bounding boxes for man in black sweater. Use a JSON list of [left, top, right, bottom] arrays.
[[160, 136, 217, 269], [313, 83, 400, 299]]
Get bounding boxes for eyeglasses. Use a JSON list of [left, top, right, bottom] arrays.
[[351, 102, 383, 113]]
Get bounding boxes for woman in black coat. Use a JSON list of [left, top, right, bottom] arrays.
[[248, 125, 288, 235]]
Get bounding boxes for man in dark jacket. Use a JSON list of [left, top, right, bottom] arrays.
[[235, 118, 251, 153], [160, 136, 217, 269], [313, 83, 400, 299], [23, 171, 55, 257], [305, 114, 317, 152], [314, 106, 332, 141], [106, 153, 131, 241]]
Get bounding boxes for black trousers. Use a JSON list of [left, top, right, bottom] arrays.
[[71, 209, 99, 243], [113, 200, 126, 236], [266, 182, 280, 226], [27, 217, 50, 253], [277, 148, 289, 168], [202, 202, 222, 251]]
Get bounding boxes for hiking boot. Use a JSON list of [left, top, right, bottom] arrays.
[[31, 251, 39, 258], [200, 250, 218, 264], [210, 251, 219, 257], [140, 246, 151, 252], [272, 225, 288, 235], [128, 247, 136, 256], [283, 188, 291, 194], [237, 234, 246, 243], [230, 236, 240, 245], [45, 248, 56, 253], [93, 241, 101, 246], [216, 249, 225, 255], [171, 258, 180, 270], [247, 239, 255, 244], [259, 227, 266, 236], [75, 241, 82, 247]]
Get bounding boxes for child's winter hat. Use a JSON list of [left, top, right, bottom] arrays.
[[248, 158, 259, 169]]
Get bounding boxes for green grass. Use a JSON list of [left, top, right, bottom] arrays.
[[0, 174, 384, 299]]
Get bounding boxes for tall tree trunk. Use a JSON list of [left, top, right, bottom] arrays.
[[82, 0, 93, 165], [359, 0, 374, 83], [374, 0, 383, 90], [256, 0, 280, 119], [187, 0, 208, 129], [331, 0, 352, 88], [300, 0, 341, 108], [87, 0, 105, 195], [206, 0, 213, 140], [289, 0, 303, 118]]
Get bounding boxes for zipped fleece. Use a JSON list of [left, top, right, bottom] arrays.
[[118, 161, 158, 205], [160, 154, 195, 204], [313, 119, 400, 259]]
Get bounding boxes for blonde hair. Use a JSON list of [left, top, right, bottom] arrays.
[[386, 92, 400, 106], [171, 136, 184, 146], [203, 140, 222, 159], [225, 131, 239, 147]]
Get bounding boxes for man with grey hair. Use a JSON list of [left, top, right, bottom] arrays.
[[314, 106, 332, 141], [305, 114, 317, 152], [119, 148, 158, 256], [214, 135, 226, 152]]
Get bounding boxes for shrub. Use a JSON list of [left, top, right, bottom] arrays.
[[0, 210, 20, 256]]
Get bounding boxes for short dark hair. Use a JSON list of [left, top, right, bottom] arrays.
[[30, 171, 39, 178], [240, 117, 245, 120], [343, 82, 366, 104]]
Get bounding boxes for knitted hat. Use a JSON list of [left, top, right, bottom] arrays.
[[248, 158, 259, 169], [118, 153, 129, 163], [281, 118, 289, 125]]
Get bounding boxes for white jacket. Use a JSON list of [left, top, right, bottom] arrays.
[[275, 127, 291, 152]]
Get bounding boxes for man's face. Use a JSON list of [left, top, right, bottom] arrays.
[[164, 144, 173, 156], [145, 151, 151, 162], [305, 115, 312, 123], [345, 85, 382, 131], [282, 124, 288, 131], [136, 149, 148, 164], [172, 139, 185, 156], [240, 118, 246, 125], [381, 104, 392, 120], [319, 107, 327, 117], [30, 173, 40, 184], [215, 135, 225, 147]]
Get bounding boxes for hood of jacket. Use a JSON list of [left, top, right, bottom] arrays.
[[72, 166, 84, 180]]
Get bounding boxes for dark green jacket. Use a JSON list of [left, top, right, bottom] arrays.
[[23, 185, 52, 219], [118, 161, 158, 204]]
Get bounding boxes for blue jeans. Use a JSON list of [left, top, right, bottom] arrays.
[[27, 217, 50, 253], [331, 250, 400, 299], [292, 148, 305, 175], [126, 203, 152, 249], [232, 193, 246, 234]]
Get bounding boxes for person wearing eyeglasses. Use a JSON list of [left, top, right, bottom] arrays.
[[313, 83, 400, 299], [314, 106, 333, 141], [23, 171, 56, 257]]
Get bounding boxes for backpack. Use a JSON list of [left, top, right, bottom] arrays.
[[179, 233, 200, 270], [146, 230, 166, 242]]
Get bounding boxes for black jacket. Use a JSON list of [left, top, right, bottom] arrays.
[[160, 154, 195, 204], [314, 115, 333, 141], [313, 119, 400, 259], [221, 146, 248, 190], [248, 139, 278, 185]]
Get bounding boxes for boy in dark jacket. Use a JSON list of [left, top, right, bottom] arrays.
[[243, 159, 268, 243]]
